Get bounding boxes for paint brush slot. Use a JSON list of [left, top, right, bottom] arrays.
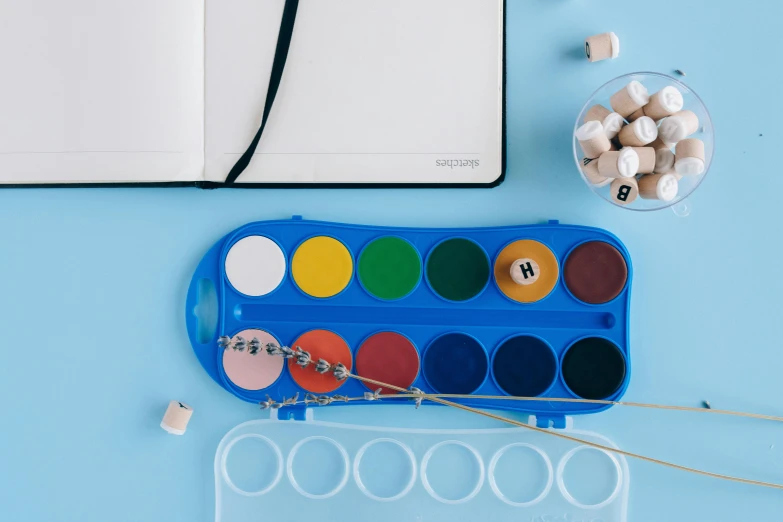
[[235, 304, 614, 330], [195, 278, 219, 344]]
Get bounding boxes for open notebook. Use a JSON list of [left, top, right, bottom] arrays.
[[0, 0, 505, 187]]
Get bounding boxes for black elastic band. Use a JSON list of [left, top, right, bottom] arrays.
[[225, 0, 300, 184]]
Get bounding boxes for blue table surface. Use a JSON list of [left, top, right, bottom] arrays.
[[3, 0, 783, 520]]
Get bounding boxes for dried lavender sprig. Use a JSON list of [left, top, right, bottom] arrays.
[[258, 387, 427, 410], [233, 336, 247, 352], [219, 338, 354, 383], [332, 363, 347, 381], [314, 359, 331, 374], [222, 337, 783, 436], [250, 388, 783, 490], [409, 387, 424, 409], [266, 343, 283, 356], [294, 347, 312, 368], [259, 394, 278, 410], [363, 389, 382, 401], [221, 338, 431, 410]]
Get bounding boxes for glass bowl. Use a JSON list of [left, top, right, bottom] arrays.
[[573, 72, 714, 215]]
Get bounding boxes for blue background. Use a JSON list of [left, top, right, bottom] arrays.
[[2, 0, 782, 519]]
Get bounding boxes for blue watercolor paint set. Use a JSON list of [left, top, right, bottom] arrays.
[[186, 217, 632, 427]]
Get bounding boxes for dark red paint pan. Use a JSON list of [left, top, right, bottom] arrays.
[[355, 332, 420, 395]]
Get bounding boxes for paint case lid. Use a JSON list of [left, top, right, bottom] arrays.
[[214, 409, 630, 522]]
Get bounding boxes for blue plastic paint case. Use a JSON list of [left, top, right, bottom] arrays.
[[186, 217, 632, 428]]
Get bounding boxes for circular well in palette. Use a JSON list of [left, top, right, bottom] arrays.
[[289, 329, 352, 393], [355, 332, 420, 394], [222, 329, 285, 391], [491, 335, 558, 397], [425, 238, 490, 302], [422, 333, 488, 394], [224, 236, 287, 297], [561, 337, 627, 400], [494, 240, 559, 304], [563, 241, 628, 305], [358, 236, 422, 301], [291, 236, 354, 299]]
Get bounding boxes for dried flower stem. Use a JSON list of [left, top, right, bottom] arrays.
[[218, 335, 783, 490], [218, 337, 783, 423]]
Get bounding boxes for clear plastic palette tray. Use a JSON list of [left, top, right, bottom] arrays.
[[215, 410, 629, 522]]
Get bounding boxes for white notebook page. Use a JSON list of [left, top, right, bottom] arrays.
[[0, 0, 204, 184], [205, 0, 503, 184]]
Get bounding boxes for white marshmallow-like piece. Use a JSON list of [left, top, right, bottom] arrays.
[[675, 157, 705, 176], [575, 120, 603, 141], [626, 81, 650, 106], [659, 119, 687, 144], [576, 120, 612, 158], [617, 148, 640, 177], [610, 33, 620, 58], [632, 116, 658, 144], [655, 174, 679, 201], [658, 86, 684, 111], [602, 112, 625, 139], [654, 149, 675, 173]]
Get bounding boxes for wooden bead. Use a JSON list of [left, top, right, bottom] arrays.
[[618, 116, 658, 147], [584, 106, 625, 140], [576, 121, 612, 159], [638, 173, 679, 201], [585, 32, 620, 63], [654, 148, 675, 174], [598, 149, 639, 179], [627, 147, 656, 174], [675, 138, 706, 176], [644, 86, 684, 121], [584, 104, 612, 123], [510, 258, 541, 285], [659, 110, 699, 144], [602, 113, 625, 140], [581, 158, 611, 187], [161, 401, 193, 435], [610, 177, 639, 205], [627, 107, 645, 122], [648, 137, 671, 151], [610, 81, 650, 118]]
